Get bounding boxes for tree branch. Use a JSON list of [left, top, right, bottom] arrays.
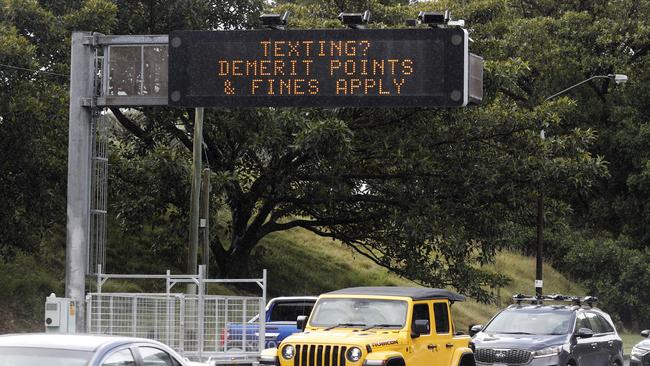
[[110, 107, 154, 147]]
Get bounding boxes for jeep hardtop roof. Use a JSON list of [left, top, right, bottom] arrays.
[[324, 286, 465, 302]]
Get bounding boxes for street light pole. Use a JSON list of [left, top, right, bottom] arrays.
[[535, 73, 628, 299]]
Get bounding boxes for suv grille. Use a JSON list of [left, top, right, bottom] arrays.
[[475, 348, 532, 364], [643, 353, 650, 366], [293, 345, 348, 366]]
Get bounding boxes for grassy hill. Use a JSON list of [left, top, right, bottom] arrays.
[[251, 227, 586, 332]]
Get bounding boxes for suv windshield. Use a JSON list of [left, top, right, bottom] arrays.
[[0, 347, 92, 366], [310, 298, 408, 328], [483, 309, 573, 335]]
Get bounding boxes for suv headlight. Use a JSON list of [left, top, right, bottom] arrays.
[[631, 346, 650, 361], [347, 347, 363, 362], [282, 345, 296, 360], [532, 346, 561, 358]]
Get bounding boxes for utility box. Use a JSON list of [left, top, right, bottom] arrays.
[[44, 293, 76, 333]]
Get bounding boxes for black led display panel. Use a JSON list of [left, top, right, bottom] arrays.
[[168, 28, 468, 107]]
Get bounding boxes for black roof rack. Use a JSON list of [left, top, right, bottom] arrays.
[[511, 293, 598, 307]]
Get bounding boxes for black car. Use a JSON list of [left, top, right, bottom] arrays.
[[630, 329, 650, 365], [469, 295, 623, 366]]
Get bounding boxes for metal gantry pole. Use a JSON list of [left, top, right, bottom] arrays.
[[188, 107, 204, 294], [66, 31, 95, 332], [201, 168, 211, 277]]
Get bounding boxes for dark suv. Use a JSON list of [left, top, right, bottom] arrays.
[[469, 295, 623, 366], [630, 329, 650, 365]]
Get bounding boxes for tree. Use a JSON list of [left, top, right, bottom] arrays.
[[101, 0, 609, 301]]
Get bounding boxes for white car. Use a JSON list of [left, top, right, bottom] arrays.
[[0, 333, 207, 366]]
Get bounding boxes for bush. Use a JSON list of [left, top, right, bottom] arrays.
[[0, 252, 62, 330], [549, 230, 650, 329]]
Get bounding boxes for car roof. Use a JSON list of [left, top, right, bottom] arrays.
[[0, 333, 161, 352], [270, 296, 318, 303], [324, 286, 465, 302], [506, 304, 603, 313]]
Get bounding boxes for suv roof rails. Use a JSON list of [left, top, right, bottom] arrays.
[[511, 293, 598, 307]]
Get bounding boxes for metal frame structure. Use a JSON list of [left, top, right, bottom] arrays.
[[87, 266, 267, 362], [67, 32, 171, 331]]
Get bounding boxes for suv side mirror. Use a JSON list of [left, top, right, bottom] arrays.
[[576, 328, 594, 338], [469, 324, 483, 337], [641, 330, 650, 338], [297, 315, 308, 331], [411, 319, 430, 338]]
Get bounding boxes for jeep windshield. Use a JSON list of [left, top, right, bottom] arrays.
[[310, 298, 408, 328], [483, 308, 573, 335]]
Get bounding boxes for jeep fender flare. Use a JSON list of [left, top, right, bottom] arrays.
[[451, 347, 475, 366], [364, 351, 404, 366]]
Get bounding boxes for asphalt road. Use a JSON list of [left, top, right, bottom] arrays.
[[624, 358, 630, 366]]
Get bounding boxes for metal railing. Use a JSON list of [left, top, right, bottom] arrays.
[[86, 265, 267, 362]]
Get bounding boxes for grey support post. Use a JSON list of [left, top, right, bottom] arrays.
[[66, 31, 95, 332]]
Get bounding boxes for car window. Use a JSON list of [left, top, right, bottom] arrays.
[[596, 314, 615, 333], [412, 303, 431, 334], [484, 309, 573, 335], [102, 349, 136, 366], [575, 312, 592, 331], [269, 302, 314, 321], [586, 312, 613, 334], [139, 346, 174, 366], [433, 302, 450, 334]]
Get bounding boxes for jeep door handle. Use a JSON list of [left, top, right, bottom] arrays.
[[446, 343, 454, 348], [427, 344, 437, 351]]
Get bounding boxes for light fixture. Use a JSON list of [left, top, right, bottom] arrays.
[[260, 11, 290, 30], [608, 73, 628, 85], [338, 10, 370, 29], [418, 11, 449, 26]]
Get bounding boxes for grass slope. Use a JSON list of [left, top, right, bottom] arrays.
[[251, 227, 585, 332]]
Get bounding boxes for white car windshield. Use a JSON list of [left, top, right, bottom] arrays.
[[309, 298, 408, 328], [483, 309, 573, 335], [0, 347, 92, 366]]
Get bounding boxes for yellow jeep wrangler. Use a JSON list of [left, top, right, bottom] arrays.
[[260, 287, 475, 366]]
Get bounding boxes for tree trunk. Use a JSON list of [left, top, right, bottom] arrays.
[[214, 246, 253, 279]]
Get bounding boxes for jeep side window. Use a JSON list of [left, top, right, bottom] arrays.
[[575, 312, 592, 332], [412, 304, 431, 334], [433, 302, 450, 334]]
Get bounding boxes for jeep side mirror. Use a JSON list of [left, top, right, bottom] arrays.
[[576, 328, 594, 338], [297, 315, 307, 331], [411, 319, 430, 338], [469, 324, 483, 337], [641, 330, 650, 338]]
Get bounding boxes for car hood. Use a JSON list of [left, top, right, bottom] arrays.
[[635, 340, 650, 350], [283, 329, 405, 347], [473, 332, 568, 351]]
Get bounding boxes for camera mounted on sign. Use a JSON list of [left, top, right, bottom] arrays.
[[417, 10, 465, 28], [260, 11, 290, 30], [338, 10, 371, 29]]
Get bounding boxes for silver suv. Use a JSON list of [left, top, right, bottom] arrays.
[[469, 295, 623, 366]]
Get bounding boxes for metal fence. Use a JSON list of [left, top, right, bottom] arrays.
[[86, 266, 266, 362]]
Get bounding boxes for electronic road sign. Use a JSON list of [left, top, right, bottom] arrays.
[[169, 28, 475, 108]]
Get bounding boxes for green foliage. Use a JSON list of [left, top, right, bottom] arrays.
[[0, 0, 648, 327], [550, 230, 650, 328], [0, 252, 62, 320]]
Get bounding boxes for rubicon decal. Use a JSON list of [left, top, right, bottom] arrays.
[[372, 340, 398, 347]]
